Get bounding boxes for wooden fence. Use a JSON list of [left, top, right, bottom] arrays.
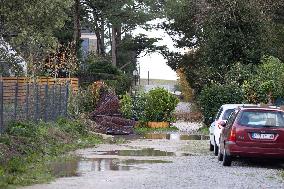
[[0, 77, 79, 133], [0, 77, 78, 103]]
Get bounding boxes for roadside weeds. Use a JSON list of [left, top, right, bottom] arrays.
[[0, 118, 104, 189]]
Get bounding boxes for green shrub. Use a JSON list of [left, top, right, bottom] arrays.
[[68, 84, 100, 116], [88, 59, 119, 76], [242, 56, 284, 104], [79, 54, 119, 79], [56, 118, 88, 136], [143, 88, 179, 122], [120, 93, 133, 119], [133, 92, 147, 121], [77, 54, 132, 96], [198, 83, 244, 124], [105, 73, 132, 96], [6, 121, 38, 138], [5, 157, 27, 174], [224, 62, 255, 86]]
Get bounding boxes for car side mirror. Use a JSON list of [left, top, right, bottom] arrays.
[[219, 120, 227, 127]]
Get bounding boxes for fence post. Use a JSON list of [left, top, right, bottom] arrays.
[[25, 83, 30, 120], [0, 80, 3, 133], [64, 82, 69, 117], [59, 84, 62, 116], [44, 84, 48, 122], [34, 84, 39, 122], [14, 81, 18, 119], [52, 85, 56, 121]]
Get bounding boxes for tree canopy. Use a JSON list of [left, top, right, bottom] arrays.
[[161, 0, 284, 93]]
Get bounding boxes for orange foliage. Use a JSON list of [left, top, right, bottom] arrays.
[[177, 68, 193, 102]]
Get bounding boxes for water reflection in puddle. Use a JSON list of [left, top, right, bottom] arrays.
[[49, 157, 172, 178], [93, 148, 190, 157], [143, 133, 209, 140]]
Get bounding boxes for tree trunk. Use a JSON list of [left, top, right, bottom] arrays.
[[73, 0, 81, 51], [111, 26, 117, 67], [116, 26, 122, 45], [96, 30, 102, 54], [100, 18, 105, 55]]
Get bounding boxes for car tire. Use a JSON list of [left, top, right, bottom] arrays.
[[209, 141, 214, 151], [214, 140, 218, 156], [217, 145, 223, 161], [222, 147, 232, 166]]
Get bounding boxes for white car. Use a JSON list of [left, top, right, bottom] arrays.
[[209, 104, 254, 156]]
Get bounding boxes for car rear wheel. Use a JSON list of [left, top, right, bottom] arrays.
[[222, 147, 232, 166], [217, 145, 223, 161], [209, 141, 214, 151], [214, 140, 218, 156]]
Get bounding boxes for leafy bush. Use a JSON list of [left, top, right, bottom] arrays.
[[79, 54, 118, 78], [143, 88, 179, 122], [56, 118, 88, 136], [68, 83, 100, 116], [198, 83, 244, 124], [6, 157, 27, 174], [133, 93, 147, 121], [224, 62, 255, 86], [6, 121, 38, 138], [242, 56, 284, 104], [120, 93, 133, 119], [88, 59, 119, 76], [105, 73, 132, 96], [77, 54, 132, 96]]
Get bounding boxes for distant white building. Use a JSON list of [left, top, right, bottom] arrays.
[[144, 84, 175, 93], [81, 31, 97, 58]]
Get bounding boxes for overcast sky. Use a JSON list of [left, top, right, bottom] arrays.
[[133, 20, 180, 81]]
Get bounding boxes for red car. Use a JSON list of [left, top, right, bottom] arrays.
[[218, 106, 284, 166]]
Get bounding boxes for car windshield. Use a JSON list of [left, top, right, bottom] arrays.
[[222, 109, 235, 120], [238, 110, 284, 127]]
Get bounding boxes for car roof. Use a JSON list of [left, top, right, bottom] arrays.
[[239, 106, 284, 112], [221, 104, 255, 109]]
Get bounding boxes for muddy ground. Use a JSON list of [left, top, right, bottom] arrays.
[[21, 132, 284, 189]]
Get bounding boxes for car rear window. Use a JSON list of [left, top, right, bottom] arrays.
[[238, 110, 284, 127], [222, 109, 235, 120]]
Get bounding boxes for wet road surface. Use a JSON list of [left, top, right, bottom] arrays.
[[20, 132, 284, 189]]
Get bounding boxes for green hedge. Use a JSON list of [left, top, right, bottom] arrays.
[[198, 83, 244, 124]]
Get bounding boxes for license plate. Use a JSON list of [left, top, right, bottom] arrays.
[[252, 133, 274, 140]]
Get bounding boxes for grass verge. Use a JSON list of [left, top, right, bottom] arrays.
[[0, 118, 103, 189]]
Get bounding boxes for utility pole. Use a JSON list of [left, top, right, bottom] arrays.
[[148, 71, 150, 85], [138, 62, 141, 85]]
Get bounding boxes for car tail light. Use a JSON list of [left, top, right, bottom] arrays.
[[228, 127, 236, 142], [217, 121, 222, 129]]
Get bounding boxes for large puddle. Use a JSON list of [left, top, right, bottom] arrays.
[[49, 156, 173, 178], [143, 133, 209, 140], [49, 133, 206, 178], [114, 133, 210, 141], [93, 148, 190, 157]]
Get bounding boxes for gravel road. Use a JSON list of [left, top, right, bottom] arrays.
[[20, 103, 284, 189], [21, 133, 284, 189]]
